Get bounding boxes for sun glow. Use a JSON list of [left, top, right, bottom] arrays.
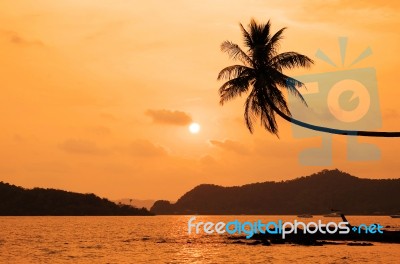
[[188, 123, 201, 134]]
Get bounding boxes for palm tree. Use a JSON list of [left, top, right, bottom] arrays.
[[218, 19, 400, 137]]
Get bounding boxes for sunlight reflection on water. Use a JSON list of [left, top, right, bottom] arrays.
[[0, 216, 399, 263]]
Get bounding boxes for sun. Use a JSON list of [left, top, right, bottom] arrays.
[[188, 122, 201, 134]]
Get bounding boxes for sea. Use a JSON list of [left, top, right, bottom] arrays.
[[0, 216, 399, 263]]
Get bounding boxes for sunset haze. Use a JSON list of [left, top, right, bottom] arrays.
[[1, 0, 399, 201]]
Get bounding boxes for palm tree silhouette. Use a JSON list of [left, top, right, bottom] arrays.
[[218, 19, 400, 137]]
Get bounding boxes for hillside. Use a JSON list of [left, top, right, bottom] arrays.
[[115, 198, 155, 210], [151, 169, 400, 215], [0, 182, 152, 216]]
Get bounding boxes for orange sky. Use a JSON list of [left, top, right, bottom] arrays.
[[0, 0, 399, 200]]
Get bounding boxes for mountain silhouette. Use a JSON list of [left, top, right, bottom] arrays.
[[114, 198, 155, 210], [0, 182, 152, 216], [151, 169, 400, 215]]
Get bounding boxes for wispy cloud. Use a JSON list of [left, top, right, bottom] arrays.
[[99, 112, 118, 121], [383, 109, 400, 119], [87, 126, 112, 136], [200, 155, 218, 166], [59, 139, 108, 155], [0, 30, 44, 46], [127, 139, 168, 157], [145, 109, 192, 126], [287, 0, 399, 27], [210, 139, 250, 155]]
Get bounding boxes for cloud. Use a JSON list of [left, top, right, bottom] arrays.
[[287, 0, 399, 27], [99, 112, 118, 121], [59, 139, 108, 155], [145, 109, 192, 126], [200, 155, 218, 166], [88, 126, 112, 136], [127, 139, 168, 157], [0, 30, 44, 46], [13, 134, 24, 142], [383, 109, 400, 119], [210, 139, 250, 155]]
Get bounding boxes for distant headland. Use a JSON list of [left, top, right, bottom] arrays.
[[0, 182, 152, 216], [151, 169, 400, 215]]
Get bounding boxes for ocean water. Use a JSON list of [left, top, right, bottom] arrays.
[[0, 216, 399, 263]]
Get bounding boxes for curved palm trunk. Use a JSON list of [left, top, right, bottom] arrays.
[[268, 102, 400, 137]]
